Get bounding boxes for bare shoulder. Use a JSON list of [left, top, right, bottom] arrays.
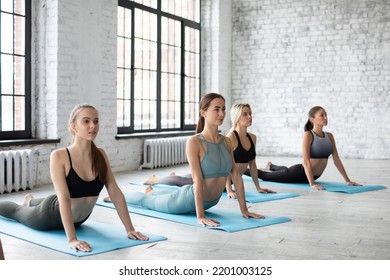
[[248, 132, 257, 142], [326, 132, 335, 141], [51, 148, 67, 160]]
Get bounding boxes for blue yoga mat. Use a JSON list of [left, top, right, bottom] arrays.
[[222, 189, 299, 203], [130, 182, 299, 203], [97, 199, 291, 232], [243, 175, 387, 194], [0, 217, 167, 257]]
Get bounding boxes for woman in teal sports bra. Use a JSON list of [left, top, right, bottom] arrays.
[[225, 103, 275, 198], [0, 104, 148, 252], [111, 93, 264, 227]]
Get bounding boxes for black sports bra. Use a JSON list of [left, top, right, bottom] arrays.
[[65, 148, 104, 198], [232, 130, 256, 163]]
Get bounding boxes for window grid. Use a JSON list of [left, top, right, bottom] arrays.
[[117, 0, 200, 134], [0, 0, 31, 139]]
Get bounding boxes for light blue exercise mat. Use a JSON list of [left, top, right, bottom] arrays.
[[129, 182, 300, 203], [222, 188, 299, 203], [97, 199, 291, 232], [0, 217, 167, 257], [242, 175, 387, 194]]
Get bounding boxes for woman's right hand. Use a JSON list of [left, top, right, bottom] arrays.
[[198, 217, 220, 227], [310, 183, 325, 190], [69, 239, 92, 252]]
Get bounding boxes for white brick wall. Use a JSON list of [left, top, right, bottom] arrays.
[[3, 0, 389, 187], [230, 0, 390, 159]]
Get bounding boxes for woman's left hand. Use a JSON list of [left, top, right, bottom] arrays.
[[127, 231, 149, 241], [257, 188, 276, 194], [227, 191, 237, 199], [347, 181, 362, 186], [242, 210, 265, 219]]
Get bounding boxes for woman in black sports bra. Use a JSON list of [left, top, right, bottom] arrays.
[[0, 104, 148, 252], [225, 104, 275, 198]]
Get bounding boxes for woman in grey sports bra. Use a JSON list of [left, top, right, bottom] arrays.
[[106, 93, 264, 227], [246, 106, 360, 190]]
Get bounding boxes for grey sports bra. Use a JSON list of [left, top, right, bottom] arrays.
[[310, 131, 333, 159], [196, 134, 232, 179]]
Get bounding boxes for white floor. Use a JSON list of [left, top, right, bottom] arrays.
[[0, 156, 389, 260]]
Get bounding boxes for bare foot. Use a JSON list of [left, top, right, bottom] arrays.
[[144, 174, 158, 185], [22, 194, 34, 207], [145, 185, 154, 195], [262, 161, 272, 171], [103, 196, 112, 202]]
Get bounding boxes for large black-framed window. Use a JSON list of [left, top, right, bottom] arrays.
[[0, 0, 31, 140], [117, 0, 200, 134]]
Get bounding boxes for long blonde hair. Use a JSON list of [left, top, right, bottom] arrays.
[[68, 104, 107, 182]]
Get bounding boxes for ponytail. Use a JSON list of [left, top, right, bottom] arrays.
[[91, 141, 108, 182], [196, 116, 205, 133], [304, 106, 325, 131], [304, 119, 313, 131]]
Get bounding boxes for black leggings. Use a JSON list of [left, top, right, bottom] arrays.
[[244, 163, 320, 184], [0, 194, 87, 231]]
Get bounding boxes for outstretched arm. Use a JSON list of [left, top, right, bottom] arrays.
[[225, 174, 237, 199], [328, 133, 361, 186], [302, 132, 324, 190], [226, 137, 264, 219], [101, 149, 149, 240]]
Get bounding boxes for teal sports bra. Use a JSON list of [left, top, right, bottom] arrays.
[[196, 134, 232, 179]]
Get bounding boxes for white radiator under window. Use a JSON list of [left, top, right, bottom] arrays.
[[141, 136, 190, 169], [0, 149, 38, 194]]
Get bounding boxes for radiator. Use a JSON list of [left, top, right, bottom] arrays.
[[0, 149, 39, 194], [141, 136, 190, 169]]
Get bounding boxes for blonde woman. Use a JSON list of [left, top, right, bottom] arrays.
[[225, 103, 275, 198], [0, 104, 148, 252]]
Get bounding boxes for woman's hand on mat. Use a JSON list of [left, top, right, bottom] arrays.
[[127, 231, 149, 241], [347, 181, 362, 186], [198, 217, 220, 227], [242, 210, 265, 219], [257, 187, 276, 194], [227, 191, 237, 199], [69, 239, 91, 252], [310, 184, 324, 190]]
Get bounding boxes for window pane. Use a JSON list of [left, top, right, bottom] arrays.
[[14, 56, 25, 95], [14, 16, 25, 55], [1, 54, 13, 94], [1, 0, 13, 13], [1, 13, 13, 53], [14, 95, 25, 130], [1, 95, 14, 131]]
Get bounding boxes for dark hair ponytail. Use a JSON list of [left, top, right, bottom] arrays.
[[196, 117, 205, 133], [195, 93, 225, 133], [304, 106, 325, 131], [304, 120, 313, 131], [91, 141, 108, 182]]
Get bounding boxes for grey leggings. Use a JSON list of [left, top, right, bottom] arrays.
[[0, 194, 86, 231], [124, 184, 220, 214], [244, 163, 320, 184], [157, 174, 193, 186]]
